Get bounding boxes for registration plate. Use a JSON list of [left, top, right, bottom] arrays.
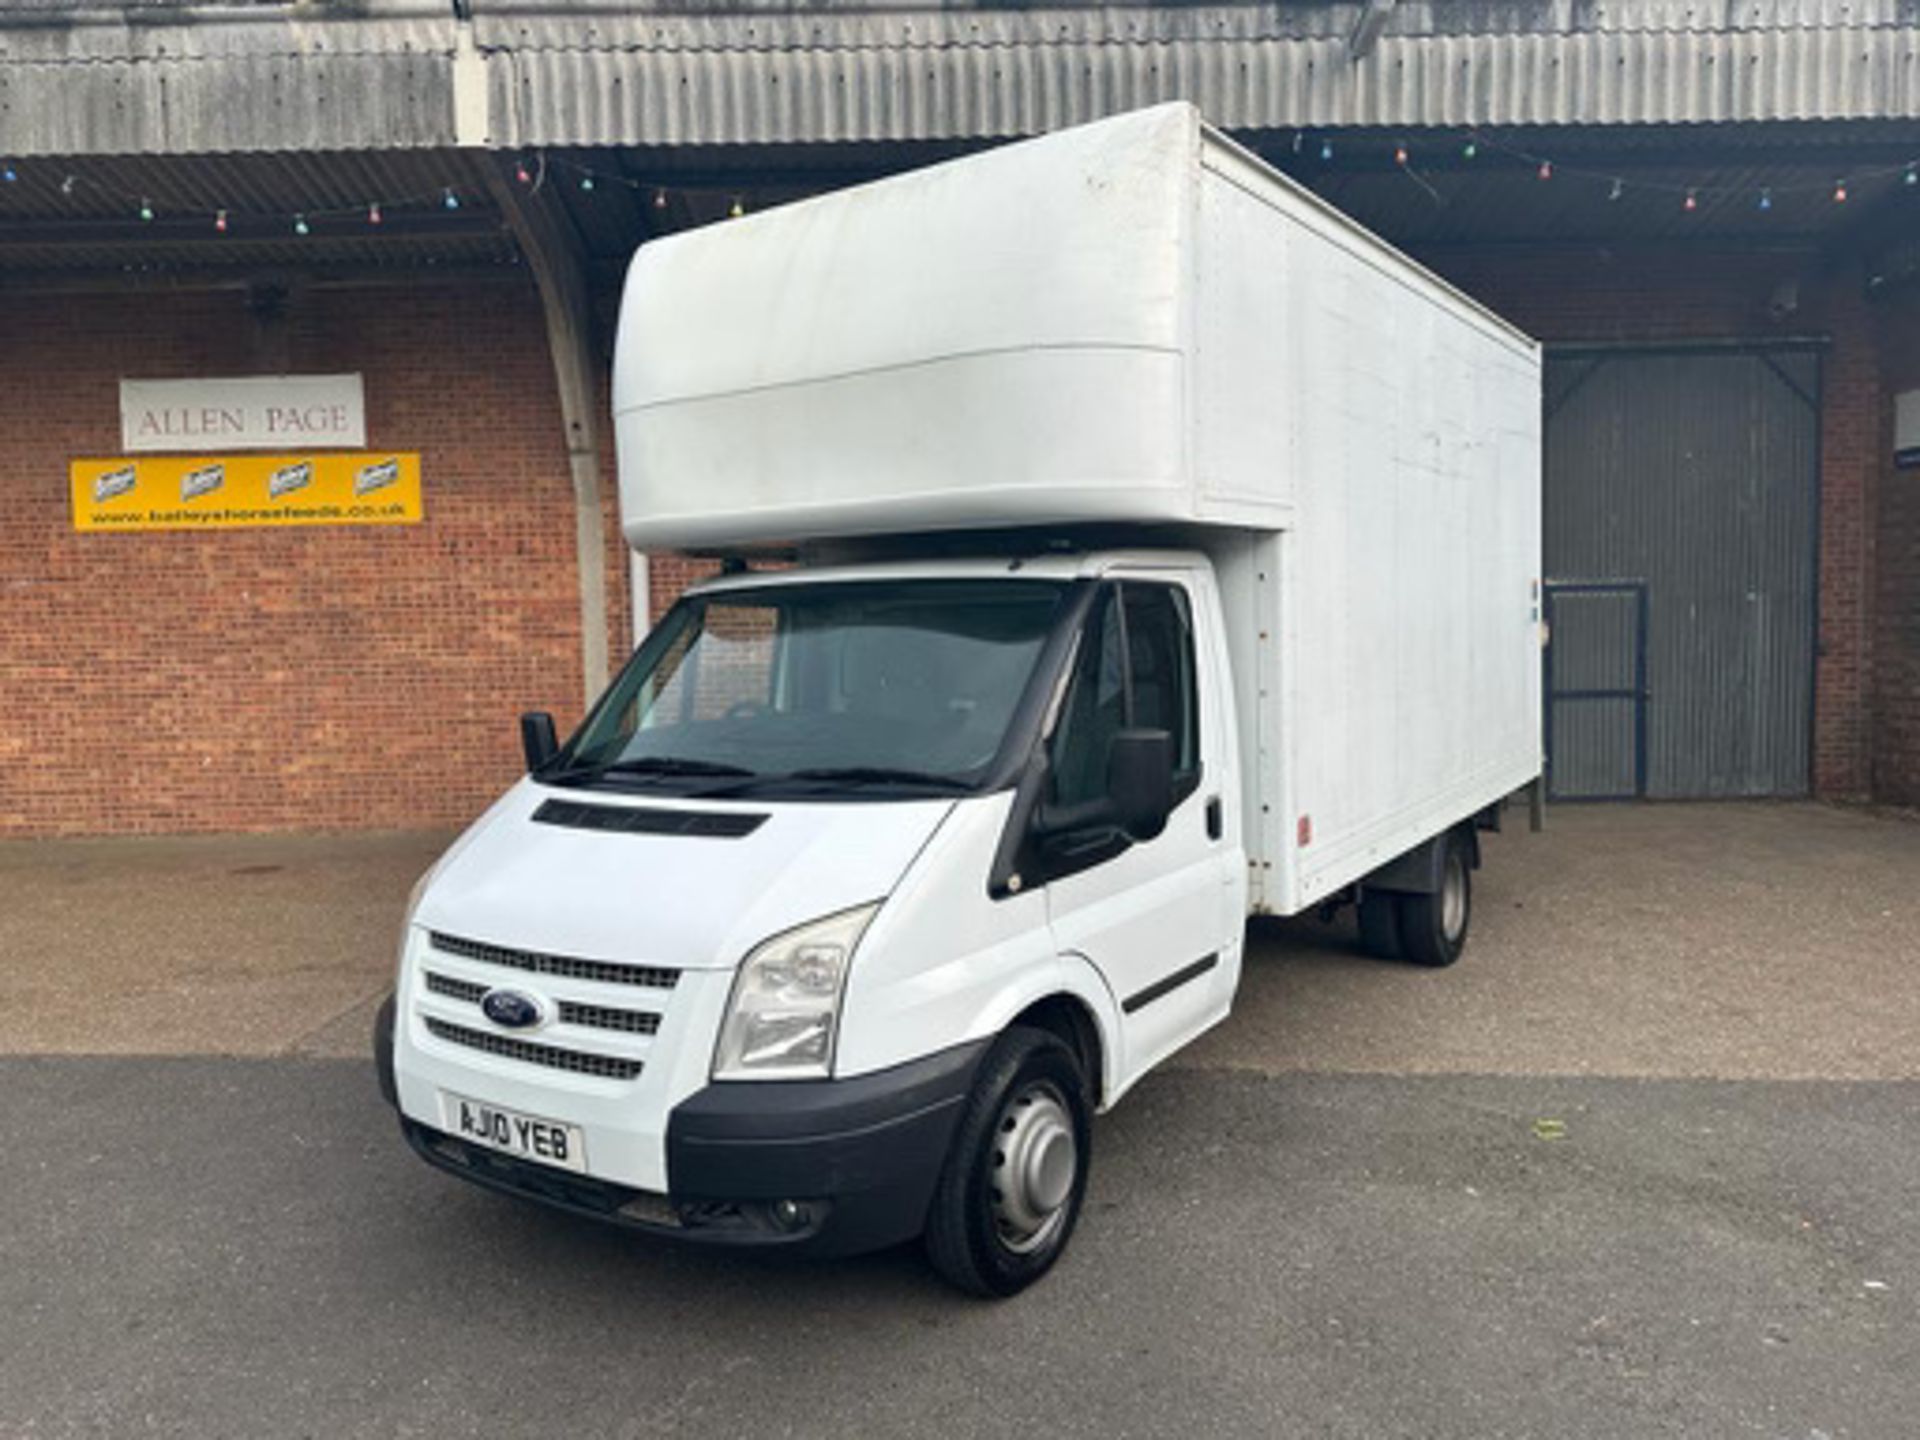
[[440, 1092, 587, 1174]]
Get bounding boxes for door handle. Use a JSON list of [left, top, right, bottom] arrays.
[[1205, 795, 1223, 841]]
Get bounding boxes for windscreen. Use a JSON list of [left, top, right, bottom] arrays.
[[549, 578, 1069, 797]]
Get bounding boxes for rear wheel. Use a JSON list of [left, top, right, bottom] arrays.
[[1356, 890, 1404, 959], [1396, 830, 1472, 967], [924, 1026, 1091, 1297]]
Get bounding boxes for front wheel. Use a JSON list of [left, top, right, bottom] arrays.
[[924, 1026, 1091, 1297], [1396, 829, 1473, 967]]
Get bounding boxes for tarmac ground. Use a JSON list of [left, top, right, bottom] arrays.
[[2, 801, 1916, 1437]]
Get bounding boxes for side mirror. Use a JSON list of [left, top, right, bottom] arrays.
[[1107, 728, 1174, 842], [520, 711, 559, 772]]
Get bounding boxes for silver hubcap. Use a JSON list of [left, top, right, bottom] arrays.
[[1441, 852, 1468, 942], [989, 1082, 1078, 1254]]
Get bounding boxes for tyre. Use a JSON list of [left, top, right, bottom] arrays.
[[1395, 829, 1472, 967], [1356, 890, 1403, 959], [924, 1025, 1091, 1298]]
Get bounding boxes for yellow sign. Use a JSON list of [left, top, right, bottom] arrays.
[[71, 453, 422, 532]]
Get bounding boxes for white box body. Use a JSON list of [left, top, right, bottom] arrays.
[[613, 102, 1543, 915]]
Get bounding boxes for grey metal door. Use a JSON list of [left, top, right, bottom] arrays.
[[1545, 582, 1648, 800], [1544, 347, 1819, 798]]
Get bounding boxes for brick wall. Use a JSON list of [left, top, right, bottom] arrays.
[[0, 281, 623, 837], [1429, 246, 1881, 799], [5, 248, 1904, 837], [647, 553, 719, 626]]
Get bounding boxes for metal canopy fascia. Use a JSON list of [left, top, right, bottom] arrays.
[[469, 2, 1920, 149], [2, 0, 1917, 157]]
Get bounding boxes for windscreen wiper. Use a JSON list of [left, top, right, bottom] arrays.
[[783, 766, 969, 791], [542, 756, 758, 785], [605, 757, 756, 777]]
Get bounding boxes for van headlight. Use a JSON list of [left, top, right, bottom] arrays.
[[713, 903, 880, 1081]]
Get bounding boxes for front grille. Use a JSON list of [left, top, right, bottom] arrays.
[[429, 932, 679, 990], [425, 970, 660, 1037], [424, 1017, 644, 1081], [559, 1000, 660, 1036], [424, 972, 486, 1004]]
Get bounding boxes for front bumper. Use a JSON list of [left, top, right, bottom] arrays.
[[388, 1029, 988, 1258]]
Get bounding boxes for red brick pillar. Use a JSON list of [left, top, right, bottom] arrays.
[[1810, 268, 1879, 800], [1871, 286, 1920, 803]]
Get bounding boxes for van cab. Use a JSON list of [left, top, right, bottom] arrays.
[[382, 551, 1245, 1294]]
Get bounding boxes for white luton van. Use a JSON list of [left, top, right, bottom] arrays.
[[377, 103, 1542, 1295]]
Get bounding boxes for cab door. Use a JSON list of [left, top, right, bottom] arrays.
[[1040, 572, 1242, 1089]]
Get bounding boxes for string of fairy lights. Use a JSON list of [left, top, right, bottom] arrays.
[[0, 149, 747, 233], [3, 130, 1917, 234], [1333, 128, 1920, 210]]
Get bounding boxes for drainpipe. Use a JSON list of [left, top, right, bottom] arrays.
[[1346, 0, 1396, 60]]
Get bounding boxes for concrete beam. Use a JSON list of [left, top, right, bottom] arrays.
[[0, 211, 505, 254], [481, 158, 611, 711], [0, 263, 532, 296]]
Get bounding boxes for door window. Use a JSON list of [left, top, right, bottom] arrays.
[[1121, 584, 1199, 784], [1048, 581, 1200, 810]]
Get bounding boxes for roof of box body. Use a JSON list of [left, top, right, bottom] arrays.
[[1, 0, 1916, 156]]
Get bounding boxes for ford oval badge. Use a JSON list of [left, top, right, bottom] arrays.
[[481, 988, 544, 1029]]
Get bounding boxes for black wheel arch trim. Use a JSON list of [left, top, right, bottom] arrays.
[[1362, 823, 1479, 897], [373, 991, 397, 1108]]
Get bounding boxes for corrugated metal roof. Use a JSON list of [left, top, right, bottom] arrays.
[[0, 12, 460, 152], [469, 0, 1917, 39], [469, 1, 1920, 146], [1, 0, 1915, 156]]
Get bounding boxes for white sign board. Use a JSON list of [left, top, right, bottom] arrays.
[[120, 374, 366, 453]]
